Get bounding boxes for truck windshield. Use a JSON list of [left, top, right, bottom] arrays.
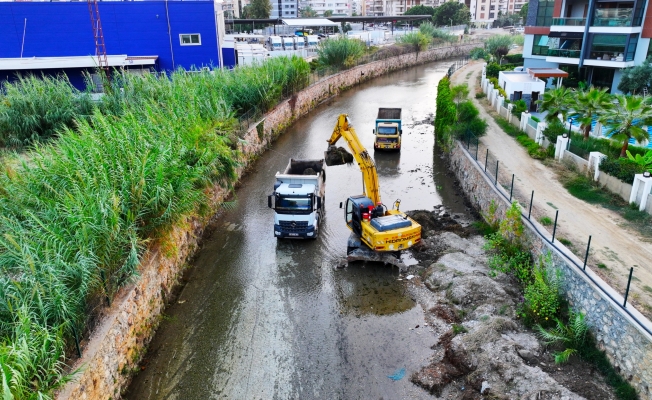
[[377, 127, 397, 135], [276, 196, 312, 213]]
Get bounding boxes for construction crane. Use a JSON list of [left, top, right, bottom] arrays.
[[87, 0, 109, 78], [325, 114, 421, 268]]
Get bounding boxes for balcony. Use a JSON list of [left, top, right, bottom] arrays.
[[592, 8, 637, 27], [547, 49, 581, 57], [552, 17, 586, 26]]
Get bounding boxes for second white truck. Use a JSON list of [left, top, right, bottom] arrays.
[[268, 159, 325, 239]]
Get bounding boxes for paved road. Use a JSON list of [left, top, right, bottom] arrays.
[[125, 61, 469, 400]]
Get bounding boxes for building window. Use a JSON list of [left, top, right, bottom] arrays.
[[489, 12, 494, 18], [480, 12, 485, 18], [532, 34, 549, 56], [180, 34, 201, 46], [590, 34, 637, 61], [536, 1, 554, 27], [490, 5, 494, 9], [481, 6, 485, 10]]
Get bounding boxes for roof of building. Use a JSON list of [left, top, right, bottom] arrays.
[[527, 68, 569, 78], [282, 18, 339, 27], [499, 71, 544, 84], [0, 55, 157, 71]]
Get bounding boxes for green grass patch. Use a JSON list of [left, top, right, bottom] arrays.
[[547, 202, 558, 209], [644, 285, 652, 294], [558, 238, 573, 247], [539, 216, 553, 226], [563, 175, 614, 204], [598, 263, 608, 269], [452, 323, 468, 335], [493, 116, 549, 159]]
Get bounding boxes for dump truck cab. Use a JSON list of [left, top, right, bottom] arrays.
[[373, 108, 402, 151]]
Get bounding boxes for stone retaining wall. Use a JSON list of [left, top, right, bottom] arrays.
[[56, 43, 476, 400], [449, 141, 652, 398]]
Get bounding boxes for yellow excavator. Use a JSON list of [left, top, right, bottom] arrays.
[[325, 114, 421, 267]]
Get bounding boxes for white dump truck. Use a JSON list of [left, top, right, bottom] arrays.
[[267, 36, 282, 51], [282, 36, 295, 50], [268, 159, 326, 239]]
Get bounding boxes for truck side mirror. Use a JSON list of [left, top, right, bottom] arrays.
[[339, 202, 343, 209], [317, 196, 322, 209], [372, 129, 375, 135], [268, 195, 274, 208], [400, 129, 403, 135]]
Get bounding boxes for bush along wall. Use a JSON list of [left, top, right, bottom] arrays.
[[0, 56, 311, 399]]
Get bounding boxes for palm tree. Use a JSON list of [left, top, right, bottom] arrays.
[[599, 95, 652, 157], [569, 86, 612, 140], [538, 87, 574, 123]]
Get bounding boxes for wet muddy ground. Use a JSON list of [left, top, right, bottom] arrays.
[[125, 61, 468, 399]]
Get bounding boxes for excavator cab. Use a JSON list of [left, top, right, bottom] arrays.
[[344, 195, 374, 237]]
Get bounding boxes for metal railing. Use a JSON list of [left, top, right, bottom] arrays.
[[547, 48, 581, 58], [460, 131, 652, 337], [552, 17, 587, 26]]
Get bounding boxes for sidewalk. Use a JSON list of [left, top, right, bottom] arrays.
[[450, 61, 652, 318]]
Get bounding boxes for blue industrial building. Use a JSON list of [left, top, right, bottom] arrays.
[[0, 1, 234, 89]]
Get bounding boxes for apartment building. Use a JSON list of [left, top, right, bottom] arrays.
[[271, 0, 299, 18], [301, 0, 351, 15], [471, 0, 527, 26], [523, 0, 652, 93]]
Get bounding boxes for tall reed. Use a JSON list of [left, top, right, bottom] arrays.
[[0, 55, 310, 398], [0, 75, 94, 148]]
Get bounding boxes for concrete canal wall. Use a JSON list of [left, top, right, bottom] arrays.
[[449, 141, 652, 398], [57, 43, 477, 400]]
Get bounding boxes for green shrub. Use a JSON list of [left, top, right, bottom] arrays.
[[523, 257, 562, 324], [512, 99, 527, 116], [317, 36, 365, 68], [537, 309, 587, 363], [475, 92, 486, 99], [503, 53, 524, 64], [458, 100, 479, 121], [485, 62, 515, 79], [600, 157, 646, 184], [516, 135, 548, 159], [0, 74, 94, 148], [469, 47, 488, 60], [531, 116, 541, 123], [539, 216, 553, 226], [494, 116, 521, 137], [542, 119, 566, 143], [435, 76, 457, 148], [465, 117, 489, 137]]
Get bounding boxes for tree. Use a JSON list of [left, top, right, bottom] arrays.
[[519, 3, 529, 22], [538, 87, 574, 123], [432, 1, 470, 26], [341, 22, 352, 33], [405, 5, 436, 25], [484, 34, 513, 59], [301, 6, 317, 17], [397, 32, 431, 60], [451, 83, 469, 107], [323, 9, 333, 17], [599, 95, 652, 157], [242, 0, 271, 19], [617, 56, 652, 95], [569, 86, 612, 140]]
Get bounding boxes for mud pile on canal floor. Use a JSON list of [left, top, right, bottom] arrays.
[[403, 209, 619, 400]]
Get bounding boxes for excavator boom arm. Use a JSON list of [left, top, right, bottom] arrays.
[[327, 114, 381, 205]]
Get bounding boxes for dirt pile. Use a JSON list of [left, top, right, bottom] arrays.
[[404, 209, 617, 399], [325, 146, 354, 166]]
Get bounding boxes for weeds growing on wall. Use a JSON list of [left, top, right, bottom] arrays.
[[482, 202, 639, 398], [0, 56, 311, 399]]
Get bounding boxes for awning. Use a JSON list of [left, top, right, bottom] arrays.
[[0, 55, 157, 71], [527, 68, 569, 78], [548, 31, 584, 39], [282, 18, 339, 27]]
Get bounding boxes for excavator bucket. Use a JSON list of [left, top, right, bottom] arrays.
[[325, 146, 354, 166]]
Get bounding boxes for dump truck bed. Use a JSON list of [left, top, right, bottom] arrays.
[[377, 108, 402, 120]]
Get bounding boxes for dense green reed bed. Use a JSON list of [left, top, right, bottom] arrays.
[[0, 56, 310, 398]]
